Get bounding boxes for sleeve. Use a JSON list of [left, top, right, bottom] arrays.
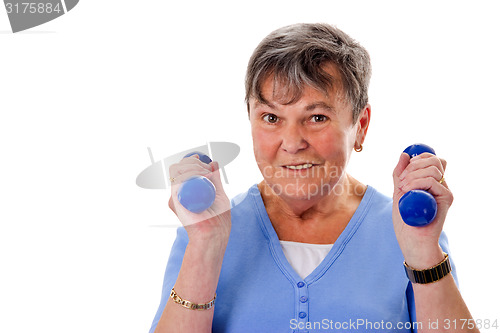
[[148, 227, 189, 333], [406, 231, 459, 333]]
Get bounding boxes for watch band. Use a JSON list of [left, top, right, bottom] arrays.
[[404, 253, 452, 284], [170, 288, 216, 310]]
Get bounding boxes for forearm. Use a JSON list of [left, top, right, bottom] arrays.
[[412, 274, 478, 332], [154, 237, 228, 333], [407, 248, 479, 333]]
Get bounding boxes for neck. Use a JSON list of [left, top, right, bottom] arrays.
[[258, 175, 366, 243], [259, 174, 364, 219]]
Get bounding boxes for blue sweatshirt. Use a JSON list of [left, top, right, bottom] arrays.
[[149, 185, 457, 332]]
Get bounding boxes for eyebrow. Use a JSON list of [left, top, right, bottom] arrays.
[[254, 99, 276, 109], [305, 102, 336, 113], [254, 100, 336, 113]]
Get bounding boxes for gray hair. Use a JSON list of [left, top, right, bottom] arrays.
[[245, 23, 371, 122]]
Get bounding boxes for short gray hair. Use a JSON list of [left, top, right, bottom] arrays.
[[245, 23, 371, 122]]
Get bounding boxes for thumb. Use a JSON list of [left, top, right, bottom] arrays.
[[207, 161, 225, 193], [393, 153, 410, 190], [168, 196, 177, 214]]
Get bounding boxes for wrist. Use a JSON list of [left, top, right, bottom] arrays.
[[188, 227, 230, 245], [186, 234, 229, 262], [184, 216, 231, 244], [402, 245, 445, 270]]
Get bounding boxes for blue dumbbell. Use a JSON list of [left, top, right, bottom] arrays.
[[177, 152, 216, 213], [398, 144, 438, 227]]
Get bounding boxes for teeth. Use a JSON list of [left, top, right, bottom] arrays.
[[285, 164, 313, 170]]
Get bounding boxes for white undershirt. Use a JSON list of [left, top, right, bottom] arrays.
[[279, 240, 334, 280]]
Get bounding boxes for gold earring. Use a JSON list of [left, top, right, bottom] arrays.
[[354, 144, 363, 152]]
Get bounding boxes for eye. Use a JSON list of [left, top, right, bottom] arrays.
[[263, 113, 279, 124], [311, 114, 328, 123]]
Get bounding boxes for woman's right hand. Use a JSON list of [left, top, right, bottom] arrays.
[[156, 155, 230, 333], [168, 155, 231, 242]]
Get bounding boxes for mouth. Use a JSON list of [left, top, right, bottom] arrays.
[[282, 163, 315, 170]]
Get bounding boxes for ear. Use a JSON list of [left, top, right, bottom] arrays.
[[355, 103, 371, 145]]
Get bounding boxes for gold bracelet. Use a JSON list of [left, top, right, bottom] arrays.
[[404, 253, 452, 284], [169, 288, 216, 310]]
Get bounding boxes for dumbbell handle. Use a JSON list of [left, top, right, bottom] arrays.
[[398, 144, 438, 227]]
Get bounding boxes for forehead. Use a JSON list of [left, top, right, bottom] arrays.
[[254, 62, 346, 108]]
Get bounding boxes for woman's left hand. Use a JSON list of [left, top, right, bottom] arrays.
[[392, 152, 454, 268]]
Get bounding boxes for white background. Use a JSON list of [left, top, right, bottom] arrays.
[[1, 1, 499, 332]]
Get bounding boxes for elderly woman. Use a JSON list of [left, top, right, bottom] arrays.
[[150, 23, 478, 332]]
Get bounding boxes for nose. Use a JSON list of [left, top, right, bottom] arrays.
[[281, 123, 308, 154]]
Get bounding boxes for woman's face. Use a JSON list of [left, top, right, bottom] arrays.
[[249, 65, 370, 202]]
